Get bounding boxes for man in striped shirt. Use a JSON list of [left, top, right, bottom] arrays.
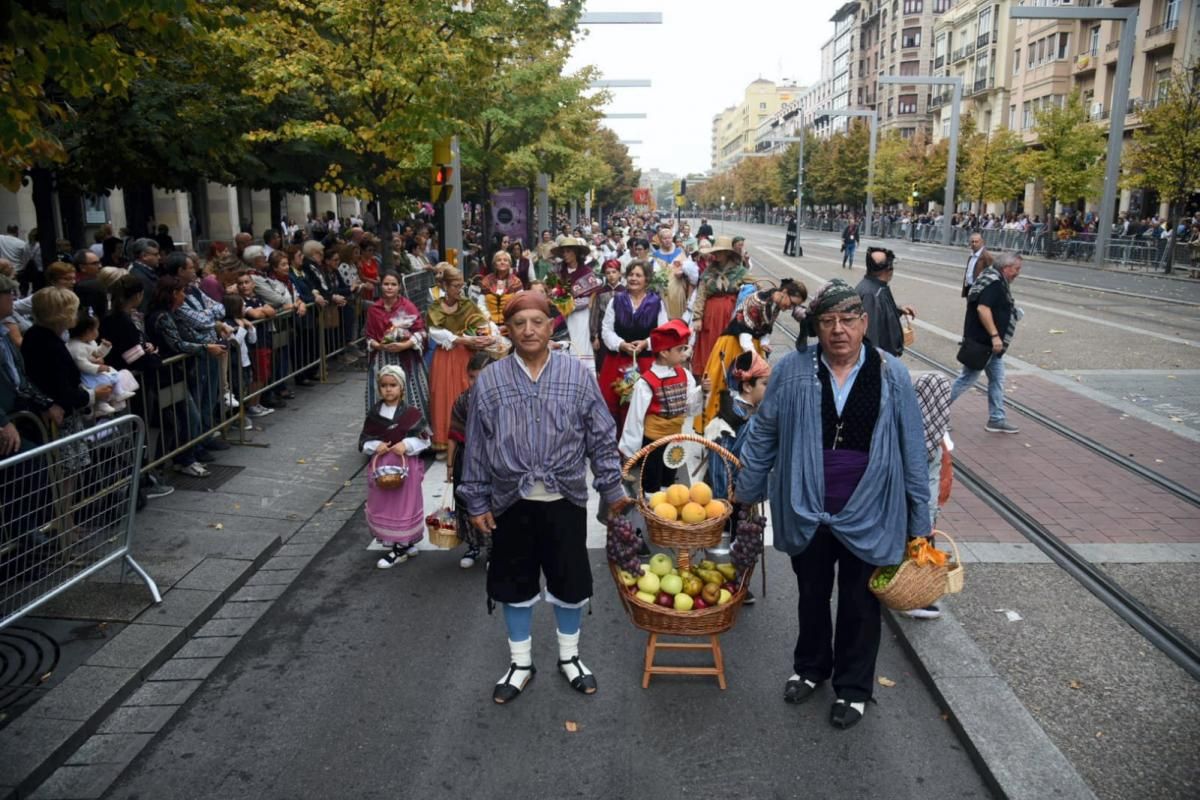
[[462, 291, 631, 705]]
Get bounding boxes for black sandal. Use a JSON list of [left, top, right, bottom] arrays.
[[558, 656, 597, 695], [493, 663, 535, 705], [784, 676, 822, 704]]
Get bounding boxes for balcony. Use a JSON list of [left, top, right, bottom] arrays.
[[935, 54, 945, 68], [973, 77, 993, 95], [976, 30, 996, 49], [1143, 19, 1179, 52], [1074, 51, 1097, 74], [951, 42, 976, 63]]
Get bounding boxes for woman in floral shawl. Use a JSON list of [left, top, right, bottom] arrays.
[[365, 272, 429, 418], [426, 265, 492, 452], [479, 250, 525, 326]]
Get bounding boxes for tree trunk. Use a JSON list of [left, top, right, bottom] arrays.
[[57, 187, 84, 250], [379, 195, 395, 274], [268, 186, 284, 233], [31, 168, 58, 276], [480, 169, 492, 256]]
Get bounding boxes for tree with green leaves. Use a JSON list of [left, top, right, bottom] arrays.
[[960, 126, 1027, 213], [1021, 90, 1106, 216], [1122, 60, 1200, 274]]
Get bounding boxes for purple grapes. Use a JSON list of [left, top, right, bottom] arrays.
[[606, 515, 643, 575], [731, 512, 766, 573]]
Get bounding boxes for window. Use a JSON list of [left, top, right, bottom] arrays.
[[1089, 26, 1099, 56], [1165, 0, 1179, 27], [934, 0, 951, 12], [1155, 67, 1172, 101], [1057, 32, 1069, 60], [887, 97, 894, 117], [1028, 46, 1035, 68], [1014, 49, 1021, 73], [898, 94, 918, 114], [903, 0, 923, 14], [902, 27, 921, 48], [975, 51, 989, 83], [759, 102, 767, 110], [900, 127, 916, 140], [891, 33, 897, 52], [1022, 101, 1032, 129], [936, 33, 947, 58], [1009, 104, 1017, 129], [942, 118, 950, 138], [977, 8, 991, 37], [1036, 38, 1045, 63], [901, 60, 921, 75]]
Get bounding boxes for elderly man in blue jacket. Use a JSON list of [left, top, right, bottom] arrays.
[[735, 278, 930, 730]]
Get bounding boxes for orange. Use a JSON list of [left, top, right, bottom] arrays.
[[654, 502, 679, 521], [689, 482, 713, 506], [704, 500, 727, 520], [680, 502, 707, 524]]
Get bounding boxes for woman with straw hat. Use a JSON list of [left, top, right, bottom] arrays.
[[690, 235, 753, 380], [551, 236, 602, 365]]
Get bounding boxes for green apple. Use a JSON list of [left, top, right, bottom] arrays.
[[717, 588, 732, 606], [635, 590, 657, 605], [673, 592, 694, 612], [649, 553, 673, 577], [659, 574, 684, 596], [618, 570, 637, 587], [637, 572, 660, 595]]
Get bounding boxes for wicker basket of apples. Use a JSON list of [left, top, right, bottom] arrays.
[[606, 507, 766, 636]]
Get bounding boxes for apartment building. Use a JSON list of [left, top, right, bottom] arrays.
[[930, 0, 1197, 217], [872, 0, 956, 137], [710, 79, 801, 172]]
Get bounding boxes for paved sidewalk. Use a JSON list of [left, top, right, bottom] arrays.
[[0, 363, 372, 800]]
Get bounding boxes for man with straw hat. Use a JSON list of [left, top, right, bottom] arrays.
[[735, 278, 930, 730]]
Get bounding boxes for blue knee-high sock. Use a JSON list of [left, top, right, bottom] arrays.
[[553, 604, 582, 636], [502, 604, 534, 642]]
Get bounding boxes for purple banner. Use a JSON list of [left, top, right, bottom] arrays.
[[492, 187, 531, 247]]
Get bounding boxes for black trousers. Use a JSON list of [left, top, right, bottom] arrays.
[[790, 525, 881, 703], [640, 435, 678, 494], [783, 233, 796, 255], [486, 499, 591, 605]]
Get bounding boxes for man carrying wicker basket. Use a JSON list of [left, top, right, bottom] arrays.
[[461, 291, 632, 705], [735, 278, 931, 730]]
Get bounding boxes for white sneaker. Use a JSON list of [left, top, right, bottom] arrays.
[[376, 544, 410, 568], [245, 404, 274, 418], [95, 401, 119, 416], [224, 392, 240, 409], [242, 417, 255, 431], [904, 605, 943, 620], [174, 462, 210, 478]]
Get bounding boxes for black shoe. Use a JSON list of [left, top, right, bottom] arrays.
[[830, 699, 866, 729], [784, 675, 822, 705], [558, 657, 597, 695], [742, 589, 756, 606], [205, 437, 230, 451], [262, 396, 287, 409], [193, 448, 215, 463], [493, 663, 536, 705], [281, 389, 297, 400]]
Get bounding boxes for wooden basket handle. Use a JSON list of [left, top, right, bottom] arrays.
[[621, 433, 742, 506]]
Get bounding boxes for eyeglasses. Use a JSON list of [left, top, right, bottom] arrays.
[[815, 313, 864, 330]]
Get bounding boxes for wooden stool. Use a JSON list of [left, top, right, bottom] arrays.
[[641, 632, 727, 690]]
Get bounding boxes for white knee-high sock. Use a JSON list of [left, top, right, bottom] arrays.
[[557, 630, 592, 680], [498, 637, 533, 686]]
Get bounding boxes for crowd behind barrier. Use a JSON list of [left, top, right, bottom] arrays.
[[691, 207, 1200, 273], [0, 415, 159, 630]]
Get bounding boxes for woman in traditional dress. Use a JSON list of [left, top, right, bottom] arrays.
[[697, 279, 806, 433], [690, 235, 753, 379], [597, 260, 667, 433], [480, 250, 525, 327], [426, 265, 493, 453], [359, 365, 431, 568], [365, 273, 429, 418], [508, 240, 534, 289], [588, 259, 624, 373], [552, 236, 602, 365]]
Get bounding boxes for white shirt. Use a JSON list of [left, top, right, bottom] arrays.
[[964, 249, 983, 287], [619, 363, 702, 459], [601, 293, 668, 353], [360, 402, 431, 456]]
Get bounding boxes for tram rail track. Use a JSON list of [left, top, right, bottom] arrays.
[[768, 312, 1200, 681]]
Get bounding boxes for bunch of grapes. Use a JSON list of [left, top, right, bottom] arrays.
[[606, 515, 643, 575], [869, 565, 900, 591], [731, 508, 766, 573]]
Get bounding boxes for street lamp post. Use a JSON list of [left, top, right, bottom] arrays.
[[878, 76, 963, 247], [1010, 5, 1138, 269], [812, 108, 879, 237], [720, 196, 726, 233]]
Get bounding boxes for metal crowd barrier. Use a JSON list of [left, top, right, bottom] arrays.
[[1, 415, 160, 630]]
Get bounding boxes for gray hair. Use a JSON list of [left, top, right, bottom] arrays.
[[241, 245, 266, 265], [995, 252, 1022, 271], [128, 238, 159, 260], [301, 240, 324, 260]]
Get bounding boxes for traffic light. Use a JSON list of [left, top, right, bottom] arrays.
[[911, 182, 919, 200], [431, 137, 453, 204], [679, 178, 687, 195]]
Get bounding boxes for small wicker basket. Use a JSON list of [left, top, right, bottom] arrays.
[[902, 316, 916, 348], [370, 452, 408, 490], [621, 434, 741, 550], [869, 530, 963, 611], [610, 563, 753, 636]]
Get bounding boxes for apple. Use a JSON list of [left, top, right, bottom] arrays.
[[673, 592, 694, 612], [659, 574, 684, 596], [618, 570, 637, 587], [701, 583, 721, 605], [637, 572, 660, 595], [636, 590, 657, 605], [717, 589, 732, 606], [694, 597, 709, 610], [722, 582, 738, 594], [640, 563, 650, 574], [649, 553, 673, 577], [656, 592, 673, 608]]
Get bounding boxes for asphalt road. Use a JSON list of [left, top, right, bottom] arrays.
[[104, 510, 992, 800]]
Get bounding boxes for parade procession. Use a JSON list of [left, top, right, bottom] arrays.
[[2, 2, 1199, 799]]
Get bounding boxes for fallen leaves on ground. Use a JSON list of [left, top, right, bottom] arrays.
[[878, 676, 896, 688], [565, 721, 579, 733], [209, 522, 224, 530], [1048, 329, 1065, 334], [1069, 679, 1083, 690]]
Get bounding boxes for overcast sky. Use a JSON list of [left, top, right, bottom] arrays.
[[565, 0, 847, 177]]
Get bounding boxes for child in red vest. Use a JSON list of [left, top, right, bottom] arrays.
[[619, 318, 702, 491]]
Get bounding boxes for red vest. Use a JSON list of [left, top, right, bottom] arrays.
[[642, 367, 689, 418]]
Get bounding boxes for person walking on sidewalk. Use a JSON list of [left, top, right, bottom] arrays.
[[359, 365, 431, 568], [961, 232, 992, 298], [460, 291, 631, 705], [840, 216, 859, 269], [783, 214, 798, 256], [855, 247, 916, 357], [950, 252, 1022, 434], [735, 278, 931, 730]]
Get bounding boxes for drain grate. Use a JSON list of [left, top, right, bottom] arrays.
[[169, 464, 245, 492], [0, 625, 59, 715]]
